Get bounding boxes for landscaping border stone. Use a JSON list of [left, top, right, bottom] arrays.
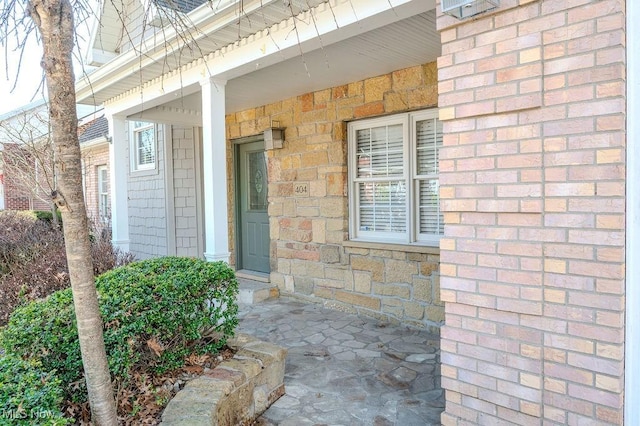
[[161, 333, 287, 426]]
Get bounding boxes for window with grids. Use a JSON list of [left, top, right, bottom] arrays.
[[97, 165, 109, 221], [131, 121, 156, 171], [348, 109, 443, 245]]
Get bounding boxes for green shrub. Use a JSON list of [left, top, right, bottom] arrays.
[[0, 355, 70, 426], [98, 257, 239, 377], [0, 257, 239, 402], [33, 210, 62, 224], [0, 290, 81, 398]]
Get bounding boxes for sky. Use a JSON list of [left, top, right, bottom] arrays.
[[0, 39, 47, 116], [0, 6, 97, 117]]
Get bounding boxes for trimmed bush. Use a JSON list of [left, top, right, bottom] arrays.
[[0, 291, 81, 400], [0, 355, 70, 426], [0, 257, 239, 402]]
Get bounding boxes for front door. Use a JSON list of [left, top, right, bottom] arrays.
[[237, 140, 270, 273]]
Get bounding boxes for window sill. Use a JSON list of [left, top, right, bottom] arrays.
[[129, 167, 159, 177], [343, 239, 440, 254]]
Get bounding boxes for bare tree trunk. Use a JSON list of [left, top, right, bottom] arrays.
[[28, 0, 118, 424], [51, 202, 60, 228], [50, 137, 60, 228]]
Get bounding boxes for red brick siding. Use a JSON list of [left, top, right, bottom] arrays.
[[2, 143, 51, 211], [437, 0, 625, 424], [81, 144, 110, 225]]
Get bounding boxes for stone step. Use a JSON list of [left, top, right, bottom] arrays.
[[237, 276, 279, 305]]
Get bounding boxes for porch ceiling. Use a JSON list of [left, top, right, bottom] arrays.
[[162, 9, 440, 116], [227, 9, 440, 113], [79, 0, 328, 106], [79, 0, 440, 118]]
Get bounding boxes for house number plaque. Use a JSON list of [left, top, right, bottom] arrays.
[[294, 182, 309, 197]]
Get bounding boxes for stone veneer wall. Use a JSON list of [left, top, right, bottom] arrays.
[[225, 63, 443, 332], [436, 0, 626, 424]]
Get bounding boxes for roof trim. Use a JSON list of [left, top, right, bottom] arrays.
[[78, 0, 435, 113], [78, 0, 280, 101], [80, 136, 109, 150]]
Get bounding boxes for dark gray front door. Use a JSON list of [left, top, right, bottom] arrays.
[[238, 141, 270, 273]]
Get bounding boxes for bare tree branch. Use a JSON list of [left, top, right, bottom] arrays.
[[0, 107, 55, 209]]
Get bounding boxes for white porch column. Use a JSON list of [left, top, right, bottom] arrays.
[[200, 78, 230, 263], [107, 114, 130, 252]]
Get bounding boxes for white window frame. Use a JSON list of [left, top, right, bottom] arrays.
[[97, 165, 109, 222], [130, 121, 156, 172], [81, 158, 86, 201], [348, 109, 443, 246]]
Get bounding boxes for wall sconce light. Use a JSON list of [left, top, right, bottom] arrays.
[[264, 121, 285, 150], [442, 0, 499, 19]]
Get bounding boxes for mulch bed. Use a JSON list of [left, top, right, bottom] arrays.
[[64, 347, 235, 425]]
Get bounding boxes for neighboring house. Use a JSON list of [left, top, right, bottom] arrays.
[[0, 171, 4, 210], [75, 0, 636, 424], [0, 101, 53, 211], [78, 112, 111, 228], [0, 102, 112, 220], [1, 143, 52, 210], [0, 143, 4, 210]]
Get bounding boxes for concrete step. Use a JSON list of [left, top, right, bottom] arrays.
[[237, 277, 279, 305]]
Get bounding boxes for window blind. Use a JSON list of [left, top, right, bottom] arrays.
[[415, 117, 443, 237]]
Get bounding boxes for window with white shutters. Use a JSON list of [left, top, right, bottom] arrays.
[[130, 121, 156, 171], [348, 109, 443, 246], [413, 110, 444, 244], [97, 165, 109, 222]]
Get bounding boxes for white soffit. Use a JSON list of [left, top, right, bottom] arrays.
[[155, 9, 439, 116], [79, 0, 329, 104], [224, 10, 440, 113], [78, 0, 437, 109]]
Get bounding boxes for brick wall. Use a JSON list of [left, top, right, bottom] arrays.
[[437, 0, 625, 424], [81, 143, 110, 226], [0, 174, 4, 210], [2, 143, 51, 211], [226, 63, 444, 331]]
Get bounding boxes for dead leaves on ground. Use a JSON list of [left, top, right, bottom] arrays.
[[63, 346, 234, 425], [146, 338, 164, 357]]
